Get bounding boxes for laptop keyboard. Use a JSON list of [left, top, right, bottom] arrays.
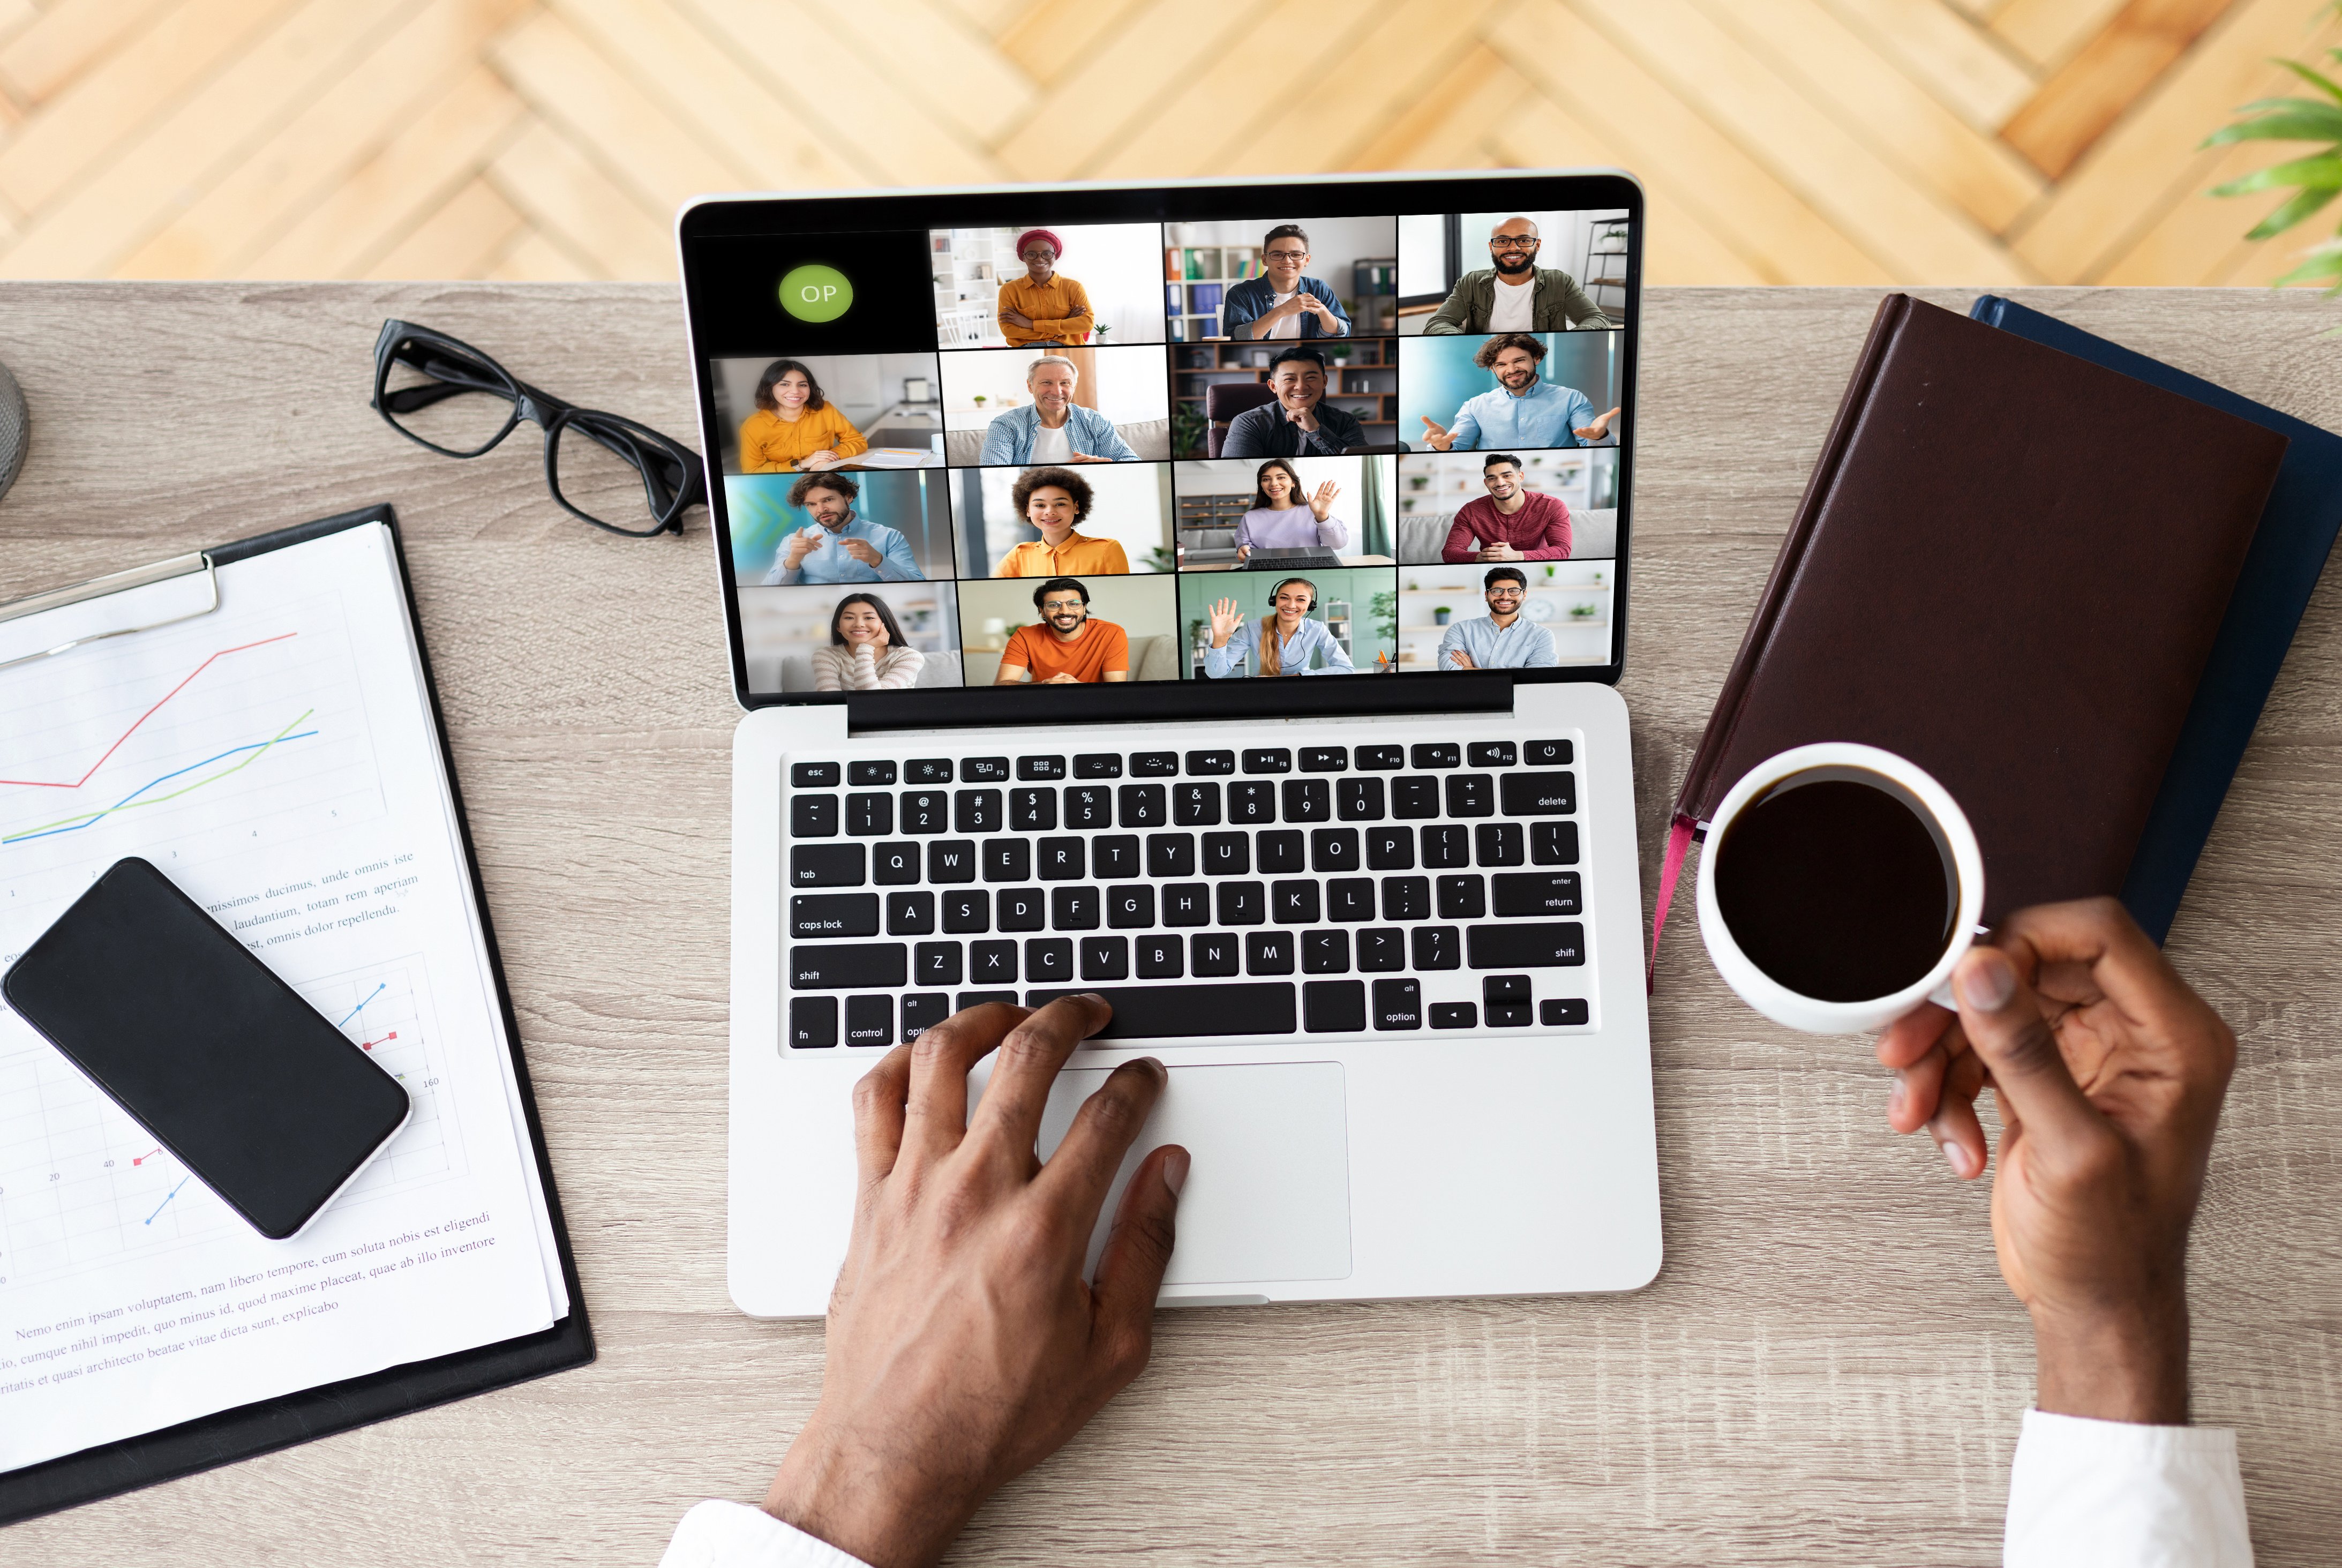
[[779, 736, 1594, 1048]]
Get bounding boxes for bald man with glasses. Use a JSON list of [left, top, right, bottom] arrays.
[[1422, 216, 1611, 335]]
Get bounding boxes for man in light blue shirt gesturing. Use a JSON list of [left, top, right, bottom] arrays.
[[1421, 333, 1620, 453], [762, 472, 924, 586]]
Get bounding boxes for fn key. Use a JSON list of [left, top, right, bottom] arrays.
[[790, 996, 837, 1048]]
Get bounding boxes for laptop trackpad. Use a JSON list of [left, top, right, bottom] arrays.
[[1033, 1061, 1352, 1288]]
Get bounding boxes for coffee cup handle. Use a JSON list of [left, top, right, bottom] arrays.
[[1925, 924, 1995, 1011]]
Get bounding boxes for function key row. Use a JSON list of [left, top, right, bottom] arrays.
[[790, 739, 1574, 791], [792, 773, 1577, 839]]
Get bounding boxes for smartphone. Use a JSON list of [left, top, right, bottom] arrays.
[[2, 858, 410, 1240]]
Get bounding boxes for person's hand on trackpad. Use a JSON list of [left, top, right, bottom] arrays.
[[762, 996, 1188, 1568]]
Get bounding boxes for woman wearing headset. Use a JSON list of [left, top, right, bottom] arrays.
[[1201, 577, 1355, 677]]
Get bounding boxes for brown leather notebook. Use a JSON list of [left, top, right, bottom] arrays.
[[1666, 294, 2288, 933]]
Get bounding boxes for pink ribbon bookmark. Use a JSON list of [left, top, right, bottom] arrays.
[[1646, 814, 1696, 995]]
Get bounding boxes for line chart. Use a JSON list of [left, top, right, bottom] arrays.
[[338, 982, 387, 1029], [1, 709, 319, 845], [0, 633, 298, 790], [145, 1176, 191, 1226]]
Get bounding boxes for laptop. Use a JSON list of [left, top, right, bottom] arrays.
[[681, 170, 1660, 1316]]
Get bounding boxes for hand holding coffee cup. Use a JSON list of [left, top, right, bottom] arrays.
[[1696, 744, 1984, 1034]]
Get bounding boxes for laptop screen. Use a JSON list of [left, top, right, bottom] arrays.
[[680, 172, 1640, 722]]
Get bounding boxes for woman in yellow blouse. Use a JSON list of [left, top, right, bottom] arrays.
[[995, 229, 1094, 348], [737, 359, 867, 473]]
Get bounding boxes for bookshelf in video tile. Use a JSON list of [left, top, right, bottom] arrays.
[[716, 207, 1631, 696]]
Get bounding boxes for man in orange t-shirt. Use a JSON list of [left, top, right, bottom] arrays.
[[993, 578, 1130, 684]]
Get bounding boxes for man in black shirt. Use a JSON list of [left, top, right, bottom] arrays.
[[1221, 345, 1366, 457]]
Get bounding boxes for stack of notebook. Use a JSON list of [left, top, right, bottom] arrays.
[[1656, 295, 2342, 969]]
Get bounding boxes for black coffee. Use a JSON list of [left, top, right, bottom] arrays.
[[1714, 771, 1956, 1003]]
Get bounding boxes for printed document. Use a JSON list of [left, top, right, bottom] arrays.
[[0, 523, 566, 1472]]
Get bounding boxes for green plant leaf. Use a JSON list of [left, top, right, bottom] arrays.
[[2242, 183, 2342, 239], [2273, 56, 2342, 106], [2271, 236, 2342, 290], [2203, 104, 2342, 145], [2212, 153, 2342, 198]]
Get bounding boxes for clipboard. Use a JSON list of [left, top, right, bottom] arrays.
[[0, 504, 594, 1527]]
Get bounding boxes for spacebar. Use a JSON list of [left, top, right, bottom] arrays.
[[1022, 984, 1296, 1039]]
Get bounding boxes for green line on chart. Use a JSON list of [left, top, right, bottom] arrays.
[[3, 709, 316, 840]]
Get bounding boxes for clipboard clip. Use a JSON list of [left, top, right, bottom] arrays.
[[0, 552, 219, 673]]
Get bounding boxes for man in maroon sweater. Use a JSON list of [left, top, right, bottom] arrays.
[[1438, 452, 1573, 563]]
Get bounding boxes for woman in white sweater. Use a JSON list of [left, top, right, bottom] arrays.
[[810, 593, 925, 691]]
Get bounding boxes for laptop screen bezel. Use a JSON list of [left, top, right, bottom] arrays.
[[678, 169, 1643, 729]]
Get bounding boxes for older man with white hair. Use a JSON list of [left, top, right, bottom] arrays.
[[977, 354, 1139, 466]]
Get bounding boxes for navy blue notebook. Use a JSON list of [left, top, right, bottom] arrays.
[[1972, 295, 2342, 940]]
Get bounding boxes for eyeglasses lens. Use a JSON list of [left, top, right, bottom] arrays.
[[380, 345, 516, 455], [549, 414, 682, 536]]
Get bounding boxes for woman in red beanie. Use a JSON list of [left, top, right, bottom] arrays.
[[996, 228, 1094, 347]]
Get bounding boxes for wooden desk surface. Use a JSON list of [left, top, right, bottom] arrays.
[[2, 283, 2337, 1566]]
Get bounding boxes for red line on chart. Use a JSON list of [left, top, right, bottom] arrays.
[[359, 1031, 398, 1051], [131, 1147, 161, 1165], [0, 633, 299, 790]]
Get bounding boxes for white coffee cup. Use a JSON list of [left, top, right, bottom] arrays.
[[1695, 742, 1986, 1034]]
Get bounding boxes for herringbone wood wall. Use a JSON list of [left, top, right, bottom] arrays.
[[0, 0, 2331, 285]]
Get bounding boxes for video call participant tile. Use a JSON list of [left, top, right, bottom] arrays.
[[930, 223, 1170, 349], [1176, 565, 1399, 680], [1164, 216, 1399, 340], [688, 229, 939, 357], [958, 574, 1181, 687], [725, 469, 959, 587], [1397, 560, 1613, 672], [937, 345, 1171, 467], [951, 462, 1173, 579], [1399, 333, 1623, 457], [1198, 342, 1399, 462], [1398, 208, 1630, 335], [737, 580, 964, 695], [1393, 449, 1618, 567], [708, 352, 944, 474], [1172, 454, 1397, 571]]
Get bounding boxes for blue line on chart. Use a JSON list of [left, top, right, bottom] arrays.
[[146, 1175, 192, 1225], [1, 729, 320, 845], [337, 982, 386, 1029]]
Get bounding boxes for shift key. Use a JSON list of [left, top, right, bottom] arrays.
[[791, 893, 879, 937], [790, 942, 907, 989], [1465, 922, 1585, 968]]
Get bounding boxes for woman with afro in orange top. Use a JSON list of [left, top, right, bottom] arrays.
[[995, 229, 1094, 348], [737, 359, 868, 473]]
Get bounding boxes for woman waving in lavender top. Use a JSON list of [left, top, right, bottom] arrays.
[[1232, 459, 1348, 564]]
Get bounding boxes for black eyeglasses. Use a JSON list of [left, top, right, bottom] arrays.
[[371, 320, 705, 538]]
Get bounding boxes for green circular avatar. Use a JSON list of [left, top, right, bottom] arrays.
[[778, 264, 853, 323]]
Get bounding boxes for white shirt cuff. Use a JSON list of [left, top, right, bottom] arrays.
[[2006, 1409, 2253, 1567], [660, 1499, 874, 1568]]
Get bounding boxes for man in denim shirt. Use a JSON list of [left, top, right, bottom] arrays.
[[977, 356, 1138, 466], [1221, 224, 1352, 341]]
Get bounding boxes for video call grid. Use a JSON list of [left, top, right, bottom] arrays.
[[715, 209, 1631, 694]]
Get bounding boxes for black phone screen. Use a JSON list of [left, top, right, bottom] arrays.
[[1, 857, 410, 1239]]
